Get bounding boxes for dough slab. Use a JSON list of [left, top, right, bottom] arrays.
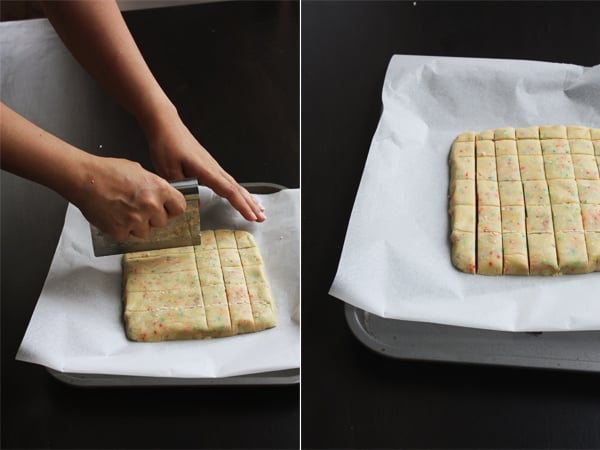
[[122, 230, 277, 341], [449, 126, 600, 275]]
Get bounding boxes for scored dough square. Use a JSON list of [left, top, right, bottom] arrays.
[[450, 205, 476, 233], [475, 140, 495, 157], [548, 179, 580, 204], [517, 139, 542, 155], [450, 141, 475, 159], [592, 129, 600, 140], [572, 154, 600, 180], [495, 140, 517, 156], [577, 180, 600, 205], [450, 231, 476, 274], [502, 232, 529, 275], [477, 180, 500, 206], [451, 156, 475, 181], [498, 181, 524, 206], [476, 157, 497, 181], [585, 232, 600, 272], [122, 229, 276, 341], [501, 206, 526, 233], [478, 206, 502, 233], [478, 232, 503, 275], [569, 139, 594, 155], [527, 233, 558, 275], [455, 131, 476, 142], [543, 154, 575, 179], [555, 232, 588, 274], [567, 126, 591, 140], [582, 204, 600, 232], [494, 127, 516, 140], [516, 126, 539, 140], [552, 204, 584, 232], [594, 141, 600, 155], [496, 155, 521, 181], [540, 125, 567, 139], [450, 179, 476, 206], [526, 205, 554, 234], [541, 139, 570, 155], [478, 129, 495, 140], [518, 155, 545, 181], [523, 181, 551, 205]]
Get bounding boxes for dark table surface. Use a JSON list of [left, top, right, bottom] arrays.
[[301, 1, 600, 449], [1, 2, 298, 449]]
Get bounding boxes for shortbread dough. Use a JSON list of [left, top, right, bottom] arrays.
[[123, 230, 277, 341], [449, 125, 600, 275]]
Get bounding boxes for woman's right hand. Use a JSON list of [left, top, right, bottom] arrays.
[[71, 156, 187, 243]]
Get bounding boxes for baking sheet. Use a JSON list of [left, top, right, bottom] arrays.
[[17, 187, 299, 378], [330, 55, 600, 332]]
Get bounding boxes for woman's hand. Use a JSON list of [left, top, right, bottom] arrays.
[[71, 156, 187, 242], [147, 114, 266, 222]]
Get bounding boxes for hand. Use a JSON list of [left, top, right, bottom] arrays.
[[71, 156, 187, 242], [147, 116, 266, 222]]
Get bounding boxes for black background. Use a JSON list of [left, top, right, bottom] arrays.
[[301, 1, 600, 449], [1, 2, 298, 449]]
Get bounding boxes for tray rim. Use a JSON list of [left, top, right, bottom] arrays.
[[344, 303, 600, 373]]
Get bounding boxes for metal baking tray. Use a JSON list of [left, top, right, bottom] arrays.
[[345, 304, 600, 372], [48, 182, 299, 387]]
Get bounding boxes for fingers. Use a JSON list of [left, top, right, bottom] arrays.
[[214, 179, 266, 222]]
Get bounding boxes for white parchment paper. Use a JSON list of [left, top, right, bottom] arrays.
[[330, 55, 600, 332], [17, 188, 299, 377]]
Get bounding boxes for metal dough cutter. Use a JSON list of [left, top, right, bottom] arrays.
[[90, 178, 201, 257]]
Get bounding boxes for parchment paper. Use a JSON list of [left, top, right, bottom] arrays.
[[330, 55, 600, 332], [17, 188, 299, 378]]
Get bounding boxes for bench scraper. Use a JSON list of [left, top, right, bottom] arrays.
[[90, 178, 201, 257]]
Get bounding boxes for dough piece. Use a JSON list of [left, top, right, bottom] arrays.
[[516, 126, 539, 140], [569, 139, 594, 155], [451, 156, 475, 181], [526, 205, 554, 234], [450, 126, 599, 275], [477, 180, 500, 206], [494, 127, 516, 140], [552, 204, 584, 232], [543, 154, 575, 179], [478, 129, 495, 141], [555, 232, 588, 274], [455, 131, 476, 143], [540, 125, 567, 139], [475, 140, 495, 157], [517, 139, 542, 156], [581, 204, 600, 232], [523, 181, 550, 205], [477, 206, 501, 234], [496, 155, 521, 181], [476, 157, 497, 181], [450, 179, 476, 207], [451, 141, 475, 159], [519, 155, 545, 181], [495, 140, 517, 156], [527, 233, 559, 275], [450, 231, 476, 274], [498, 181, 524, 206], [548, 179, 579, 204], [567, 126, 591, 140], [577, 180, 600, 205], [572, 155, 600, 180], [502, 232, 529, 275], [450, 205, 476, 233], [478, 232, 503, 275], [541, 139, 570, 155], [122, 229, 276, 342], [501, 206, 526, 233], [585, 232, 600, 272]]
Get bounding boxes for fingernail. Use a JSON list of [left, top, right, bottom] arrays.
[[258, 212, 267, 221]]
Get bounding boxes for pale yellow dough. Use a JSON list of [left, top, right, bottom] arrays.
[[449, 126, 600, 275], [122, 229, 277, 342]]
